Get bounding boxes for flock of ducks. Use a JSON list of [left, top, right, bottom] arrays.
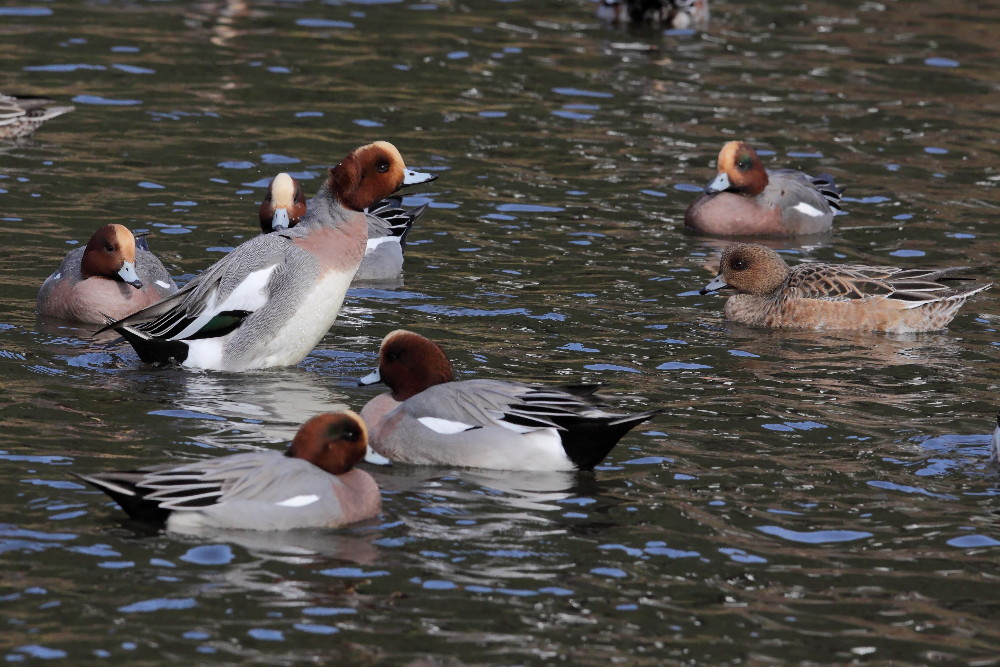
[[12, 61, 995, 532]]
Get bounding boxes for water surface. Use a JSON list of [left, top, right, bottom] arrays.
[[2, 0, 998, 662]]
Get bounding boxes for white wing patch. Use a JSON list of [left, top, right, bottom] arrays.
[[418, 416, 475, 434], [792, 202, 825, 217], [276, 494, 320, 508], [155, 280, 172, 289], [170, 264, 278, 340]]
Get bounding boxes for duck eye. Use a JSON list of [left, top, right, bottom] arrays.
[[731, 258, 748, 271], [386, 351, 401, 362], [104, 243, 115, 252], [737, 156, 753, 171], [376, 160, 390, 174]]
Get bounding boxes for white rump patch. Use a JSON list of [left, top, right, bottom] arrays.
[[418, 416, 475, 434], [276, 494, 320, 507], [792, 202, 824, 217], [155, 280, 171, 289]]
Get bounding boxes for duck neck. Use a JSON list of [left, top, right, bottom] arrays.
[[304, 182, 355, 229]]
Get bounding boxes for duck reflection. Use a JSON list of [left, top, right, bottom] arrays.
[[115, 519, 383, 601], [175, 369, 352, 449], [371, 465, 601, 516]]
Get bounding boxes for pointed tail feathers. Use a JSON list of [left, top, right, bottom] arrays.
[[73, 471, 172, 525], [115, 325, 189, 365], [558, 409, 661, 470]]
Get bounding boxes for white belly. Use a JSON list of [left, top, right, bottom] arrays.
[[257, 269, 355, 368], [184, 269, 355, 371]]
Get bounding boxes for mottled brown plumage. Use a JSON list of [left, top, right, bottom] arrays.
[[701, 244, 991, 332], [0, 93, 74, 140]]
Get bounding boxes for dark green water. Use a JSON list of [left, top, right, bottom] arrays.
[[1, 0, 998, 662]]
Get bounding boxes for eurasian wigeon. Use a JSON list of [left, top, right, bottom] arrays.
[[598, 0, 709, 29], [259, 172, 429, 284], [685, 141, 844, 236], [74, 411, 385, 532], [102, 141, 436, 371], [258, 172, 307, 233], [700, 243, 992, 333], [36, 224, 178, 324], [359, 330, 660, 471], [1, 93, 74, 140]]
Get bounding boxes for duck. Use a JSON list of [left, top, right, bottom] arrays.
[[0, 93, 75, 140], [258, 172, 307, 233], [36, 224, 178, 324], [73, 411, 386, 532], [700, 243, 992, 332], [684, 141, 843, 236], [358, 330, 660, 471], [259, 172, 429, 284], [101, 141, 436, 371], [598, 0, 709, 29]]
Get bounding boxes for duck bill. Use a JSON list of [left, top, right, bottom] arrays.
[[364, 446, 393, 466], [118, 261, 143, 288], [270, 208, 290, 231], [705, 172, 731, 194], [401, 169, 437, 187], [700, 274, 729, 295], [358, 368, 382, 386]]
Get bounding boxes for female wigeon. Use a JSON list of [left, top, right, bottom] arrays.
[[359, 330, 660, 471], [36, 224, 178, 324], [700, 243, 991, 332], [1, 93, 74, 140], [259, 173, 429, 284], [685, 141, 843, 236], [103, 141, 436, 371], [75, 411, 384, 531]]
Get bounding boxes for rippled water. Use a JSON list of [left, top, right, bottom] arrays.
[[2, 0, 998, 662]]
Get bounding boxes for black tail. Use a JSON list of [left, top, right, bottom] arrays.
[[116, 326, 189, 365], [557, 409, 661, 470], [73, 472, 171, 525]]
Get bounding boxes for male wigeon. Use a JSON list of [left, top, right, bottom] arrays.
[[74, 411, 385, 532], [700, 243, 991, 332], [258, 172, 307, 233], [36, 224, 178, 324], [0, 93, 75, 140], [259, 172, 429, 284], [598, 0, 709, 29], [358, 330, 660, 471], [685, 141, 844, 236], [102, 141, 436, 371]]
